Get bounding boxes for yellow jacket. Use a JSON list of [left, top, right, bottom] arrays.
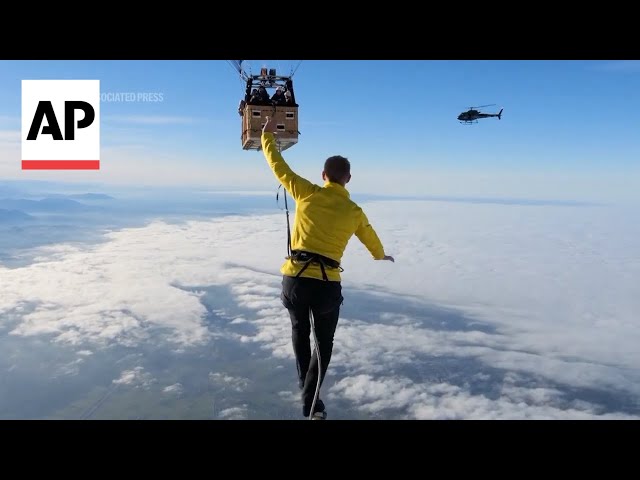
[[261, 132, 387, 282]]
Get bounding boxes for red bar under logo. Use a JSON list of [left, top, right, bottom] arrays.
[[22, 160, 100, 170]]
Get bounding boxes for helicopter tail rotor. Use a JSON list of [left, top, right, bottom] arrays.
[[498, 108, 503, 120]]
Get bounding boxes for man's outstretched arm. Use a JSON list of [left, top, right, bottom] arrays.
[[355, 211, 394, 262], [261, 117, 318, 202]]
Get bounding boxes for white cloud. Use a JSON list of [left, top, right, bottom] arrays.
[[1, 222, 217, 348], [329, 374, 637, 419], [209, 372, 250, 392], [2, 200, 639, 418], [55, 358, 85, 377], [218, 406, 249, 419], [163, 383, 183, 395], [113, 367, 155, 388]]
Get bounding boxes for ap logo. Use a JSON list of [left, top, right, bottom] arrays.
[[22, 80, 100, 170]]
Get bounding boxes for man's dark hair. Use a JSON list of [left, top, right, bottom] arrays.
[[324, 155, 351, 183]]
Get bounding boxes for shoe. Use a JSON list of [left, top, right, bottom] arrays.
[[311, 410, 327, 420], [302, 398, 326, 418]]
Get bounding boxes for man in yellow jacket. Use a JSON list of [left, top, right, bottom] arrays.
[[261, 117, 394, 419]]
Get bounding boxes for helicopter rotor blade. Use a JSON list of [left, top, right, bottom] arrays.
[[474, 104, 497, 108]]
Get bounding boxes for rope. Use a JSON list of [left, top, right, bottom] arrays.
[[276, 184, 292, 258], [274, 137, 322, 420], [274, 141, 292, 258], [309, 307, 322, 420], [291, 60, 303, 77]]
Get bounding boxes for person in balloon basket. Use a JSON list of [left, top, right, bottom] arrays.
[[260, 117, 395, 419]]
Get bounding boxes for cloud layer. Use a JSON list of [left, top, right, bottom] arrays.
[[2, 200, 639, 418]]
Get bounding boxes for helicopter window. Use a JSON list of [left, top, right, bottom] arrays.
[[286, 111, 295, 119], [252, 110, 262, 118], [277, 124, 285, 131]]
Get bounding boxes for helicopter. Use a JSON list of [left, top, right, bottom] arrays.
[[457, 104, 503, 124]]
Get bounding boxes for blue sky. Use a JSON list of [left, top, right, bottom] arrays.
[[1, 60, 639, 202]]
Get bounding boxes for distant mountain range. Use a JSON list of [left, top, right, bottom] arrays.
[[0, 209, 35, 223], [0, 197, 94, 212], [55, 193, 115, 201]]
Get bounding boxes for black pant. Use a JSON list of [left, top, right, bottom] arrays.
[[280, 275, 343, 416]]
